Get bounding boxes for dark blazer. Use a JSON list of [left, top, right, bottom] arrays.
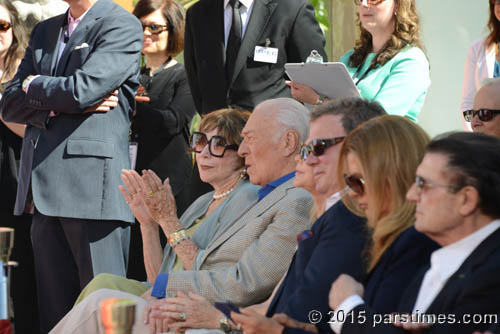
[[363, 227, 439, 315], [0, 0, 142, 222], [266, 201, 369, 334], [132, 63, 195, 213], [342, 226, 500, 334], [184, 0, 327, 114]]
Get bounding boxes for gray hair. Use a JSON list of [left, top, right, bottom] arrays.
[[480, 77, 500, 88], [256, 98, 310, 143], [311, 97, 387, 134]]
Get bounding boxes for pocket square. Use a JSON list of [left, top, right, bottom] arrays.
[[297, 229, 313, 243], [74, 43, 89, 50]]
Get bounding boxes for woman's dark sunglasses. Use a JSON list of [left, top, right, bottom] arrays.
[[189, 132, 238, 158], [463, 109, 500, 122], [142, 24, 168, 34], [298, 137, 345, 161], [344, 174, 365, 195], [0, 20, 11, 32]]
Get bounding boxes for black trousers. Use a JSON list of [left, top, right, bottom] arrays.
[[31, 210, 130, 333]]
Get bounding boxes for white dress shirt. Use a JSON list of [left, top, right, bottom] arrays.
[[412, 219, 500, 313], [223, 0, 254, 49], [330, 219, 500, 334]]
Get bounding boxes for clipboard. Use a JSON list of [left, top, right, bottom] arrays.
[[285, 62, 360, 104]]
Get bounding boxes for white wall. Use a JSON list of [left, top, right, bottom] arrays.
[[416, 0, 489, 136]]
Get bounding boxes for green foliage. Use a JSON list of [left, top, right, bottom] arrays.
[[309, 0, 330, 34]]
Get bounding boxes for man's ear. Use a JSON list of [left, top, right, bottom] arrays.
[[458, 186, 480, 217], [282, 130, 300, 157]]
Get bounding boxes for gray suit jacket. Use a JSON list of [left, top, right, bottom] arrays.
[[0, 0, 142, 222], [166, 178, 313, 306]]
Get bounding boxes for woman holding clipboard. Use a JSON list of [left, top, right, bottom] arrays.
[[287, 0, 430, 122]]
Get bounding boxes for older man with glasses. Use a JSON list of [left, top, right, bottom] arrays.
[[48, 97, 316, 334], [224, 97, 386, 334], [464, 78, 500, 138]]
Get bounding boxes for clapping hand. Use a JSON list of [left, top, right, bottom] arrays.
[[119, 169, 155, 227]]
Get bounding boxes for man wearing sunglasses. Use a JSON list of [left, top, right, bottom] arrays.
[[227, 98, 386, 334], [0, 0, 143, 332], [465, 78, 500, 138]]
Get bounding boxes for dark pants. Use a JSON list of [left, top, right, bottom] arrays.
[[31, 210, 130, 333]]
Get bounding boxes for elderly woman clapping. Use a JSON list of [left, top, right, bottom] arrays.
[[74, 108, 257, 301]]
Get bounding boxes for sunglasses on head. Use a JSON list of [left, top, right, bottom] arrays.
[[298, 137, 345, 161], [344, 174, 365, 195], [189, 132, 238, 158], [0, 20, 11, 32], [142, 23, 168, 34], [463, 109, 500, 122]]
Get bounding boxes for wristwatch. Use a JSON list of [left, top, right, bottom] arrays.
[[314, 94, 325, 105], [22, 75, 35, 93], [219, 316, 231, 333]]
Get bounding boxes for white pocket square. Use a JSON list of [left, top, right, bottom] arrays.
[[74, 43, 89, 50]]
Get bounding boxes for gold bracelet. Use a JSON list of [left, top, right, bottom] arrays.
[[168, 229, 189, 248]]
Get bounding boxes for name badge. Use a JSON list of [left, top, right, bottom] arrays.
[[254, 46, 278, 64]]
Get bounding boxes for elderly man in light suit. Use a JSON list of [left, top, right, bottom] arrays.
[[0, 0, 142, 332], [48, 97, 314, 334]]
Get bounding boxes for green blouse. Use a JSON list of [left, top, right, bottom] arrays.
[[340, 46, 430, 122]]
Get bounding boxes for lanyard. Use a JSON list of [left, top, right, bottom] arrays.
[[353, 66, 372, 86]]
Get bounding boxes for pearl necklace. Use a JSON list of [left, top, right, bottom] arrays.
[[213, 187, 235, 200], [212, 170, 246, 200]]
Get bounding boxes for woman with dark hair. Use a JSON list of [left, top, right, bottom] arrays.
[[287, 0, 430, 122], [48, 108, 262, 334], [131, 0, 195, 215], [128, 0, 196, 280], [0, 1, 39, 332], [461, 0, 500, 130]]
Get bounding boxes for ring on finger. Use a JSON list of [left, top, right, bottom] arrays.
[[179, 311, 186, 321], [147, 191, 154, 198]]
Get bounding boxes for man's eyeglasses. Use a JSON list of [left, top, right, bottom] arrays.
[[142, 24, 168, 35], [0, 20, 11, 32], [344, 174, 365, 195], [298, 137, 345, 161], [463, 109, 500, 122], [189, 132, 238, 158], [354, 0, 386, 6], [414, 176, 461, 194]]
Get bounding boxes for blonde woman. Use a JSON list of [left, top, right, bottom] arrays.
[[329, 115, 438, 317]]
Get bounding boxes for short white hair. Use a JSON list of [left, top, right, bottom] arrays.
[[255, 98, 309, 144]]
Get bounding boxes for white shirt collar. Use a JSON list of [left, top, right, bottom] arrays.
[[429, 219, 500, 282], [325, 191, 342, 211], [224, 0, 253, 10]]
